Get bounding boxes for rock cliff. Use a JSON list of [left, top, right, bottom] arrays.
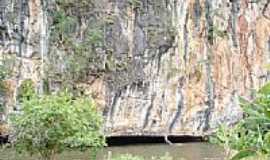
[[0, 0, 270, 137]]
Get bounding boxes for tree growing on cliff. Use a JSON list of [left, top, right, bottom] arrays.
[[10, 91, 105, 160]]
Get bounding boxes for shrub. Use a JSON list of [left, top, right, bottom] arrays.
[[10, 91, 105, 160], [16, 79, 35, 102], [212, 83, 270, 160]]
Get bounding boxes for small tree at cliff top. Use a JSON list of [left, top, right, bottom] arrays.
[[10, 91, 105, 160]]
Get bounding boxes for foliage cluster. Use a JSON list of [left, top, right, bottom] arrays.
[[46, 0, 110, 89], [208, 25, 227, 42], [0, 56, 15, 113], [10, 91, 105, 160], [0, 65, 8, 82], [128, 0, 143, 9], [45, 0, 139, 94], [0, 64, 7, 113], [212, 83, 270, 160], [17, 79, 35, 103]]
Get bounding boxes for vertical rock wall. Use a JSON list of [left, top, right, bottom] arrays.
[[0, 0, 46, 121], [0, 0, 270, 136], [103, 0, 270, 136]]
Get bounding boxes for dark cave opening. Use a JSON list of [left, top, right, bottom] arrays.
[[106, 135, 205, 146], [0, 135, 9, 144], [1, 135, 205, 146]]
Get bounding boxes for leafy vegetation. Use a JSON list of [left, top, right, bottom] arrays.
[[0, 55, 15, 114], [0, 65, 8, 82], [128, 0, 143, 9], [10, 91, 105, 160], [17, 79, 35, 102], [46, 0, 110, 88], [212, 83, 270, 160], [0, 64, 6, 113], [208, 25, 227, 41]]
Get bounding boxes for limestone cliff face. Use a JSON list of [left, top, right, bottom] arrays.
[[0, 0, 47, 122], [0, 0, 270, 136]]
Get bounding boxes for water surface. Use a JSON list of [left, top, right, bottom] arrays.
[[0, 143, 225, 160]]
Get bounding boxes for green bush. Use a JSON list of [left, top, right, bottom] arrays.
[[212, 83, 270, 160], [17, 79, 35, 102], [10, 91, 105, 160]]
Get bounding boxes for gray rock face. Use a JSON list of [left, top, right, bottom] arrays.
[[1, 0, 270, 136], [103, 0, 270, 136]]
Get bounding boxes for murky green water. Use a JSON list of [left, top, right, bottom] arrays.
[[0, 143, 225, 160]]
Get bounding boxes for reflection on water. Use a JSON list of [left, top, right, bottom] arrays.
[[98, 143, 225, 160], [0, 143, 225, 160]]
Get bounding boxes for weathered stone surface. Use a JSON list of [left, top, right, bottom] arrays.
[[0, 0, 270, 137]]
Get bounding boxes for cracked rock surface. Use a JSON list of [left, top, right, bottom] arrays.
[[0, 0, 270, 136]]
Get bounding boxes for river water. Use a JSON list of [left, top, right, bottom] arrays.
[[0, 143, 225, 160]]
